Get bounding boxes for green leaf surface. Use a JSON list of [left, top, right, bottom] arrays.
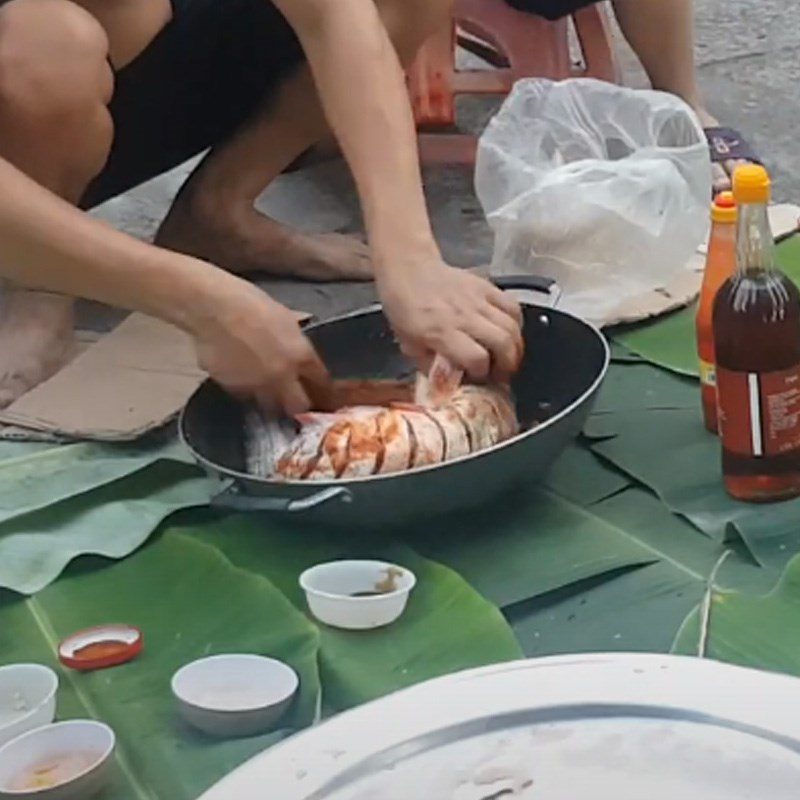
[[0, 438, 191, 527], [585, 362, 699, 439], [511, 562, 705, 655], [590, 407, 800, 568], [672, 554, 800, 677], [405, 484, 656, 610], [184, 515, 522, 711], [608, 342, 644, 363], [0, 533, 321, 800], [610, 234, 800, 377], [407, 465, 763, 616], [507, 487, 772, 656], [593, 362, 698, 415], [0, 462, 209, 594], [0, 440, 56, 460], [613, 306, 699, 377], [592, 489, 775, 594], [542, 443, 630, 506]]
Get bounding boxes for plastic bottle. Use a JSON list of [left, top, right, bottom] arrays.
[[713, 165, 800, 502], [696, 191, 737, 433]]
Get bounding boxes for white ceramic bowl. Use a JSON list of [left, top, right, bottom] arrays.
[[171, 655, 299, 738], [0, 720, 115, 800], [0, 666, 58, 748], [299, 560, 417, 630]]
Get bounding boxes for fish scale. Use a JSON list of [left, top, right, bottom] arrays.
[[271, 385, 517, 481]]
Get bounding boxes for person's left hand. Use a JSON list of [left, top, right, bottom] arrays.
[[378, 259, 524, 383]]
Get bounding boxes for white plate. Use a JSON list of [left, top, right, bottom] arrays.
[[200, 653, 800, 800]]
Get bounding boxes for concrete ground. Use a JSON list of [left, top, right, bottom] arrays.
[[86, 0, 798, 327]]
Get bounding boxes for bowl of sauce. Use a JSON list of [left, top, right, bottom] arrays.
[[0, 720, 115, 799], [299, 560, 416, 630]]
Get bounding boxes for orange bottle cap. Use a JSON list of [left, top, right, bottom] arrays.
[[58, 624, 143, 672], [711, 191, 737, 223], [732, 164, 771, 204]]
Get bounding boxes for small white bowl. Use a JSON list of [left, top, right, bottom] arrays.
[[299, 560, 417, 630], [0, 665, 58, 748], [171, 655, 299, 738], [0, 720, 115, 800]]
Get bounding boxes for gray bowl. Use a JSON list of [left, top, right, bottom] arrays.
[[171, 655, 298, 738]]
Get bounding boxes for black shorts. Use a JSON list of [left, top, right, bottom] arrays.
[[503, 0, 599, 22], [81, 0, 304, 208]]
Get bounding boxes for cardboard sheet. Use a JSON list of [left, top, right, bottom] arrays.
[[598, 203, 800, 328], [0, 310, 311, 441], [0, 314, 204, 440]]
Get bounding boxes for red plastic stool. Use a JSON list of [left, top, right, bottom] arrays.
[[409, 0, 619, 164]]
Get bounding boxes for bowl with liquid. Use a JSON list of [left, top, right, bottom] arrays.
[[0, 720, 115, 799], [171, 654, 299, 738], [299, 560, 417, 630], [0, 665, 58, 749]]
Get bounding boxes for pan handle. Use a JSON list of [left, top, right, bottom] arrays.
[[491, 275, 562, 309], [211, 483, 353, 513]]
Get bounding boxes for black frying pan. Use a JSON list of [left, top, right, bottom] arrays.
[[180, 277, 609, 526]]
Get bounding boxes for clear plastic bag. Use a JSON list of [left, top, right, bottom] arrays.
[[476, 79, 712, 323]]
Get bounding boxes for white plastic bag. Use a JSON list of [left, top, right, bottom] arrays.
[[476, 79, 712, 323]]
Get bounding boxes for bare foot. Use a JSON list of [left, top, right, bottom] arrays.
[[156, 192, 372, 282], [693, 106, 750, 194], [0, 290, 75, 409]]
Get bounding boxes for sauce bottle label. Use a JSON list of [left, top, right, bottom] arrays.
[[717, 364, 800, 457], [699, 360, 716, 388]]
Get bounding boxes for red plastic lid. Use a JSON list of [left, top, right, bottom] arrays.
[[58, 624, 143, 672]]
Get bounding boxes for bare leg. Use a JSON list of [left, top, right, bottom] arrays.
[[0, 0, 171, 407], [157, 67, 373, 281], [0, 0, 116, 407], [612, 0, 743, 191], [156, 0, 454, 281]]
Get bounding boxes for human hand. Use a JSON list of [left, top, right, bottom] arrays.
[[193, 282, 330, 416], [378, 261, 524, 382]]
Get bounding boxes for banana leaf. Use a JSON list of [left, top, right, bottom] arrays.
[[404, 485, 656, 610], [507, 487, 774, 656], [610, 235, 800, 376], [778, 235, 800, 279], [0, 437, 191, 527], [590, 407, 800, 568], [593, 362, 698, 415], [542, 443, 630, 505], [0, 441, 55, 460], [405, 449, 764, 615], [584, 361, 698, 440], [608, 342, 644, 363], [183, 515, 522, 710], [672, 554, 800, 677], [511, 562, 704, 655], [0, 533, 321, 800], [613, 306, 699, 377], [0, 461, 209, 594]]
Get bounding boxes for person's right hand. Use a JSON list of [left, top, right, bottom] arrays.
[[192, 281, 330, 417], [379, 260, 524, 384]]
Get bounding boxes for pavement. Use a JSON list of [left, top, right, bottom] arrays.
[[86, 0, 798, 328]]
